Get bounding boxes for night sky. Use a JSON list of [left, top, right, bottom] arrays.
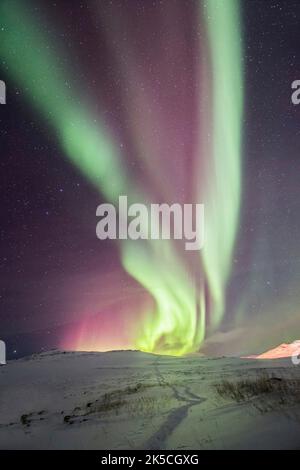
[[1, 0, 300, 359]]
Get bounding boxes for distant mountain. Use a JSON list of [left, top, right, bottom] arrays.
[[248, 340, 300, 359]]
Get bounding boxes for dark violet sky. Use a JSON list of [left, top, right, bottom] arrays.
[[1, 0, 300, 358]]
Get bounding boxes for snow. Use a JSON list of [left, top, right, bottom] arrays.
[[251, 341, 300, 360], [0, 350, 300, 449]]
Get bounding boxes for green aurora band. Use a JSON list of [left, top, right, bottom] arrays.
[[0, 0, 243, 356], [201, 0, 243, 332]]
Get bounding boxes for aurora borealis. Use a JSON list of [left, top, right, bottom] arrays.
[[1, 0, 300, 358]]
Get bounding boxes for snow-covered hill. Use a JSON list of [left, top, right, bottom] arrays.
[[0, 350, 300, 449], [250, 340, 300, 360]]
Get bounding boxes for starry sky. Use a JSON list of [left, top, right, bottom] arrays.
[[1, 0, 300, 359]]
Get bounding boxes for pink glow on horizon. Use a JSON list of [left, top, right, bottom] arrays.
[[244, 340, 300, 360]]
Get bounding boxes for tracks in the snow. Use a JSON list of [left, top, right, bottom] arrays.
[[144, 357, 206, 450]]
